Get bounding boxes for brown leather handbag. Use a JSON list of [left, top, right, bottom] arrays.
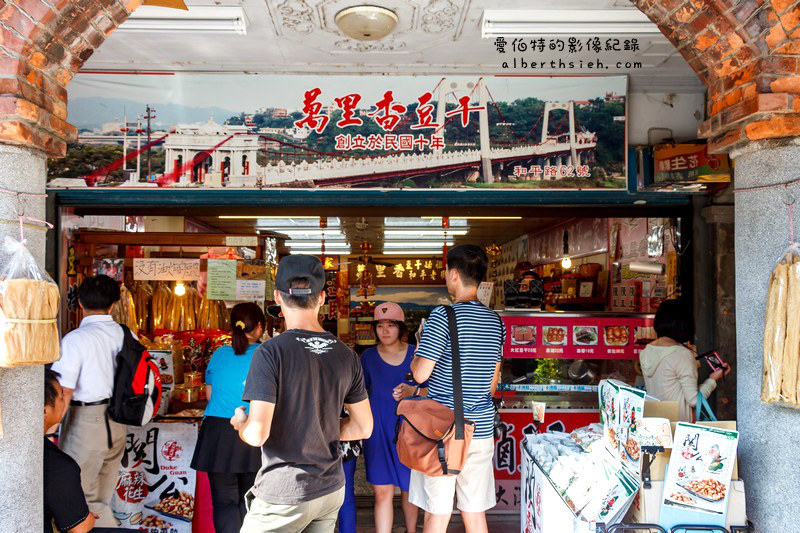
[[395, 306, 474, 476]]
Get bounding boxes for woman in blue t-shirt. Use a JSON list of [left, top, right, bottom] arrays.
[[361, 302, 423, 533], [190, 302, 265, 533]]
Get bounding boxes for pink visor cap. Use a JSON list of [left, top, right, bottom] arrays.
[[373, 302, 405, 322]]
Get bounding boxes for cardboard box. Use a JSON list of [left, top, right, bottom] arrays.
[[648, 421, 739, 481], [624, 480, 746, 528]]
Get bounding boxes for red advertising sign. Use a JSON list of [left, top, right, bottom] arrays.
[[501, 313, 654, 360], [492, 409, 600, 512]]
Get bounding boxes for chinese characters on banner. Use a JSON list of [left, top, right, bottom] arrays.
[[293, 88, 485, 152], [133, 259, 201, 281], [653, 143, 731, 184], [492, 410, 599, 512], [348, 258, 446, 286], [502, 314, 654, 359], [112, 422, 198, 533]]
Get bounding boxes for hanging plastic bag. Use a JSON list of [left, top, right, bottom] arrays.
[[0, 236, 60, 367], [762, 243, 800, 405]]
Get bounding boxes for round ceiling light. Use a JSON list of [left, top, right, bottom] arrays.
[[335, 5, 398, 41]]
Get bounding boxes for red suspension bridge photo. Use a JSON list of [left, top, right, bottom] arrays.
[[48, 75, 627, 190]]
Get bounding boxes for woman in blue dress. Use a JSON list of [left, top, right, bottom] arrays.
[[361, 302, 423, 533]]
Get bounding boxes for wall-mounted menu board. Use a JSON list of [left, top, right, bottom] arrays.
[[501, 312, 654, 359]]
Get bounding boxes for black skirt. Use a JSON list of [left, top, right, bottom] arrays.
[[190, 416, 262, 473]]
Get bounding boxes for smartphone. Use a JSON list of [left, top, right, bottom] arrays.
[[698, 350, 724, 372]]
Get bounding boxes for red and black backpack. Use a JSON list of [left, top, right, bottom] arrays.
[[108, 325, 162, 427]]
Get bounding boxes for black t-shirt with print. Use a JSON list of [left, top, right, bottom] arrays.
[[243, 329, 368, 505], [44, 438, 90, 533]]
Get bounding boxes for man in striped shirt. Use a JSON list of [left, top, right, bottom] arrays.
[[409, 244, 506, 533]]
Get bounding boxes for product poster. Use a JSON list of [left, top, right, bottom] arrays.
[[662, 422, 739, 516], [617, 385, 646, 474], [112, 422, 199, 532], [598, 379, 646, 475], [599, 379, 620, 455], [93, 258, 125, 282]]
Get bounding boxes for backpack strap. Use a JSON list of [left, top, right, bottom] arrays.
[[443, 306, 465, 441]]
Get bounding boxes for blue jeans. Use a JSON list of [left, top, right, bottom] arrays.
[[337, 457, 358, 533]]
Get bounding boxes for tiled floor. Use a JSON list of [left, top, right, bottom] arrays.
[[352, 505, 518, 532]]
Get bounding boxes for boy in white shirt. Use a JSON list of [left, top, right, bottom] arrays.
[[52, 275, 126, 527]]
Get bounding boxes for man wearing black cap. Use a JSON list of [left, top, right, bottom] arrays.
[[231, 254, 373, 533]]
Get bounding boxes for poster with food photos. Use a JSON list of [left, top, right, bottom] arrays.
[[617, 385, 646, 474], [662, 422, 739, 516], [599, 380, 620, 455], [599, 379, 646, 475], [111, 422, 198, 532]]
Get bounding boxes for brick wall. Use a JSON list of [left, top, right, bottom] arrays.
[[0, 0, 798, 157], [0, 0, 142, 157], [634, 0, 800, 153]]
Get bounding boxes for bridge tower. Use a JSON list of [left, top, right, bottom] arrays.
[[541, 101, 579, 168], [434, 78, 494, 183]]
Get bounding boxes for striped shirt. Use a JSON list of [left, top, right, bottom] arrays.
[[415, 301, 506, 439]]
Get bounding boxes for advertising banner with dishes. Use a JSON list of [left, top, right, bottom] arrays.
[[599, 379, 646, 475], [502, 314, 654, 359], [661, 423, 739, 518], [112, 422, 199, 532]]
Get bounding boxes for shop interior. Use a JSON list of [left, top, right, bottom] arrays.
[[56, 204, 692, 512]]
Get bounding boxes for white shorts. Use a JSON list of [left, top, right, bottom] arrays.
[[408, 437, 496, 515]]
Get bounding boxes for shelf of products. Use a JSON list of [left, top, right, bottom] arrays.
[[497, 383, 599, 393]]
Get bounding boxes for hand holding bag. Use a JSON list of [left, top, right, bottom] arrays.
[[395, 306, 475, 476], [696, 391, 718, 422]]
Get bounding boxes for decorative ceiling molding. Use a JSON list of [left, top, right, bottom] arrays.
[[275, 0, 316, 35], [421, 0, 458, 34], [334, 39, 407, 52], [264, 0, 470, 53]]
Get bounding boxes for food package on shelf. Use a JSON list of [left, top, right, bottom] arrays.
[[133, 282, 153, 333], [150, 283, 171, 332], [164, 284, 201, 332], [197, 298, 231, 331], [0, 237, 60, 366], [762, 244, 800, 405], [112, 284, 138, 333]]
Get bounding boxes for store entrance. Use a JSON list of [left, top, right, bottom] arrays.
[[56, 207, 690, 527]]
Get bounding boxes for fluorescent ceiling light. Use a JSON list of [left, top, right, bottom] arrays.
[[385, 230, 468, 236], [383, 250, 446, 256], [383, 242, 454, 248], [288, 242, 350, 248], [384, 217, 468, 227], [220, 216, 325, 220], [481, 9, 662, 36], [276, 230, 345, 237], [422, 216, 521, 220], [118, 5, 248, 34]]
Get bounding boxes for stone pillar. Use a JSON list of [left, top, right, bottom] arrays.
[[0, 144, 47, 532], [732, 140, 800, 532]]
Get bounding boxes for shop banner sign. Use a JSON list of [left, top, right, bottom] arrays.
[[134, 259, 201, 281], [112, 421, 198, 532], [654, 143, 731, 184], [661, 422, 739, 523], [55, 74, 627, 191], [492, 409, 600, 512], [502, 314, 654, 359]]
